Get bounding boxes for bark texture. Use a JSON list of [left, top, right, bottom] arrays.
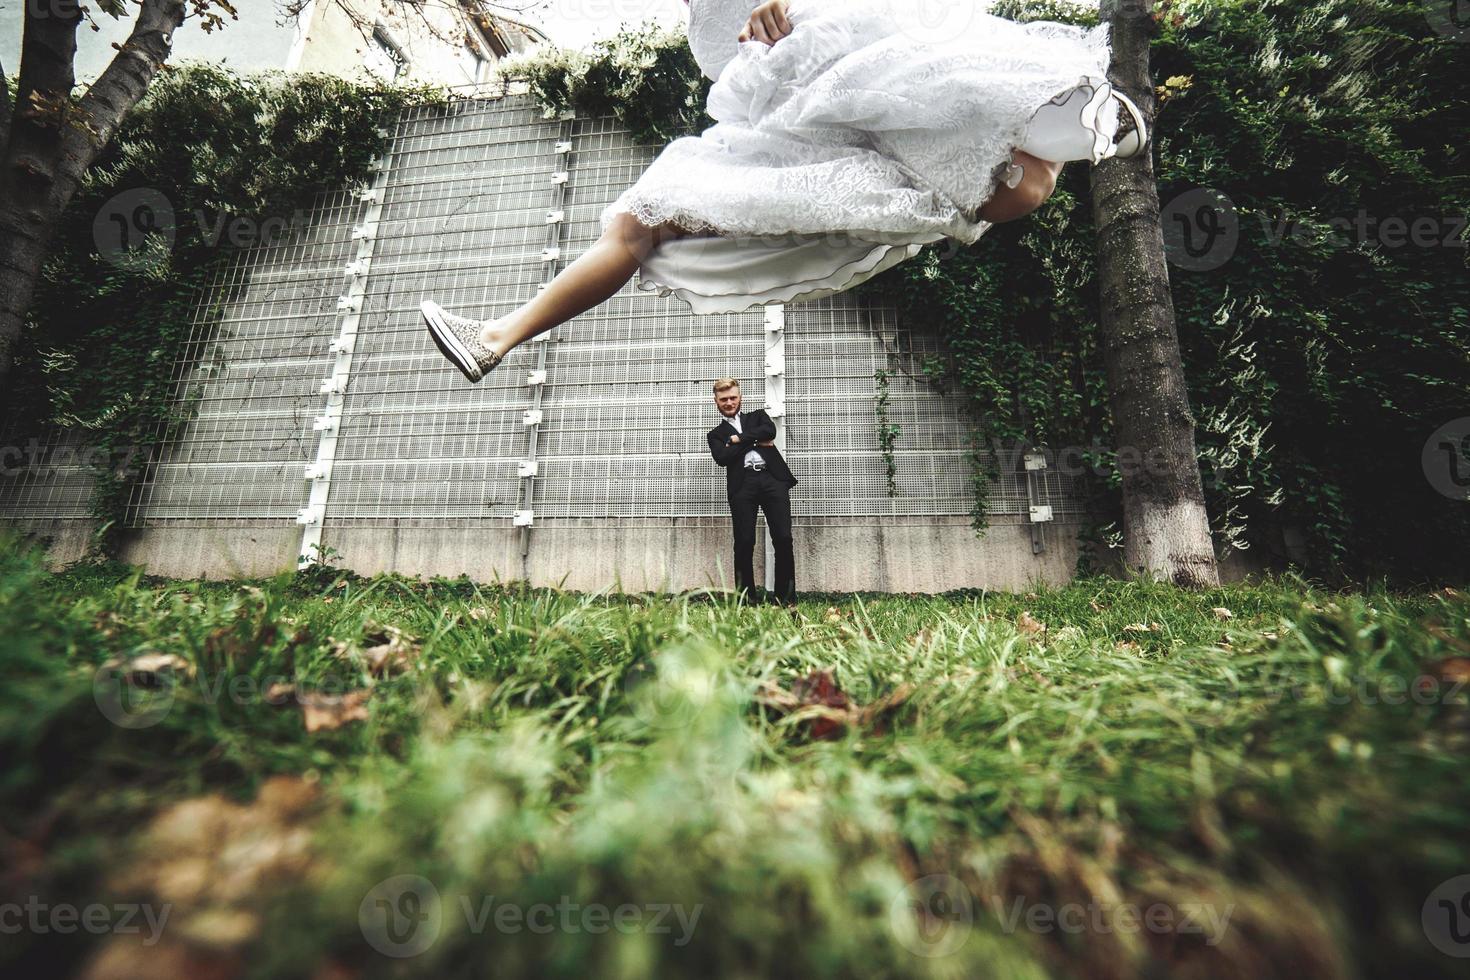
[[0, 0, 185, 401], [1088, 0, 1219, 587]]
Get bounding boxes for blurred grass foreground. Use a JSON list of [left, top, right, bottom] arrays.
[[2, 536, 1469, 979]]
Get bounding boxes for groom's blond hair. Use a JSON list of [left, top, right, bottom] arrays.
[[713, 378, 740, 394]]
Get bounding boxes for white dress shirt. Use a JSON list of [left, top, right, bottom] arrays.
[[725, 412, 765, 469]]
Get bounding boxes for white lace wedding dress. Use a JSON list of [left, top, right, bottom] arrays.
[[599, 0, 1123, 314]]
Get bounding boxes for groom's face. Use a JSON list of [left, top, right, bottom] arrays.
[[715, 387, 742, 416]]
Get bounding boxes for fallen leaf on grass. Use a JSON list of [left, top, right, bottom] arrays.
[[1424, 656, 1470, 687], [330, 621, 420, 677], [99, 652, 194, 685], [1017, 612, 1047, 635], [87, 775, 324, 978], [1212, 607, 1234, 620], [264, 685, 371, 732], [300, 690, 371, 732], [755, 669, 914, 741], [1122, 622, 1161, 634]]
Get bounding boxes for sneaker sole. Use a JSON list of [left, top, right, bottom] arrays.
[[421, 301, 483, 383], [1110, 90, 1148, 159]]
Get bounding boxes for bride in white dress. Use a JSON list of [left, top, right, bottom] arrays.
[[422, 0, 1147, 383]]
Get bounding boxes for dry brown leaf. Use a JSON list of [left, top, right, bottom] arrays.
[[1212, 607, 1234, 620], [130, 652, 190, 674], [755, 670, 912, 741], [330, 622, 420, 677], [264, 682, 295, 704], [1425, 656, 1470, 687], [90, 775, 324, 978], [299, 689, 371, 732], [1122, 622, 1159, 634], [101, 651, 194, 685], [1017, 611, 1046, 635]]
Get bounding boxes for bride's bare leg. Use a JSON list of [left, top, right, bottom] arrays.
[[977, 149, 1064, 224], [477, 213, 698, 356]]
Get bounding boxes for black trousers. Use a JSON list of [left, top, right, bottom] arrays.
[[729, 468, 796, 603]]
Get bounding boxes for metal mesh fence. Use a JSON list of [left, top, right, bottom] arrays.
[[1, 89, 1085, 543]]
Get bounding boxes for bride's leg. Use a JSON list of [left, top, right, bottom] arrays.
[[478, 213, 699, 356], [977, 149, 1064, 224]]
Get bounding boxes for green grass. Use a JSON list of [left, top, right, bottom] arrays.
[[2, 537, 1468, 978]]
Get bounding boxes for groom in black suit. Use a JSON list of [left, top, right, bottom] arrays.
[[707, 378, 798, 605]]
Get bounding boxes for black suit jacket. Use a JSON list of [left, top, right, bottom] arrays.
[[707, 410, 798, 498]]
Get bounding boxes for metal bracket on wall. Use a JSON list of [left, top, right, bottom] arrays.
[[297, 134, 393, 568], [763, 304, 786, 592], [1024, 450, 1053, 554], [516, 117, 576, 578]]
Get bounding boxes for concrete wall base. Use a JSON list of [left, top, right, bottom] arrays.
[[9, 519, 1280, 594]]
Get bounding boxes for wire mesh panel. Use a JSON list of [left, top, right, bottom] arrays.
[[782, 301, 1085, 524], [0, 428, 100, 522], [532, 113, 767, 520], [123, 197, 359, 522], [322, 99, 550, 521], [4, 88, 1088, 558]]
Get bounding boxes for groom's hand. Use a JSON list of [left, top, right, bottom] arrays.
[[738, 0, 792, 46], [729, 434, 741, 443]]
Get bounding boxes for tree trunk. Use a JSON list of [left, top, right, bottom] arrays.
[[1089, 0, 1219, 588], [0, 0, 185, 403]]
